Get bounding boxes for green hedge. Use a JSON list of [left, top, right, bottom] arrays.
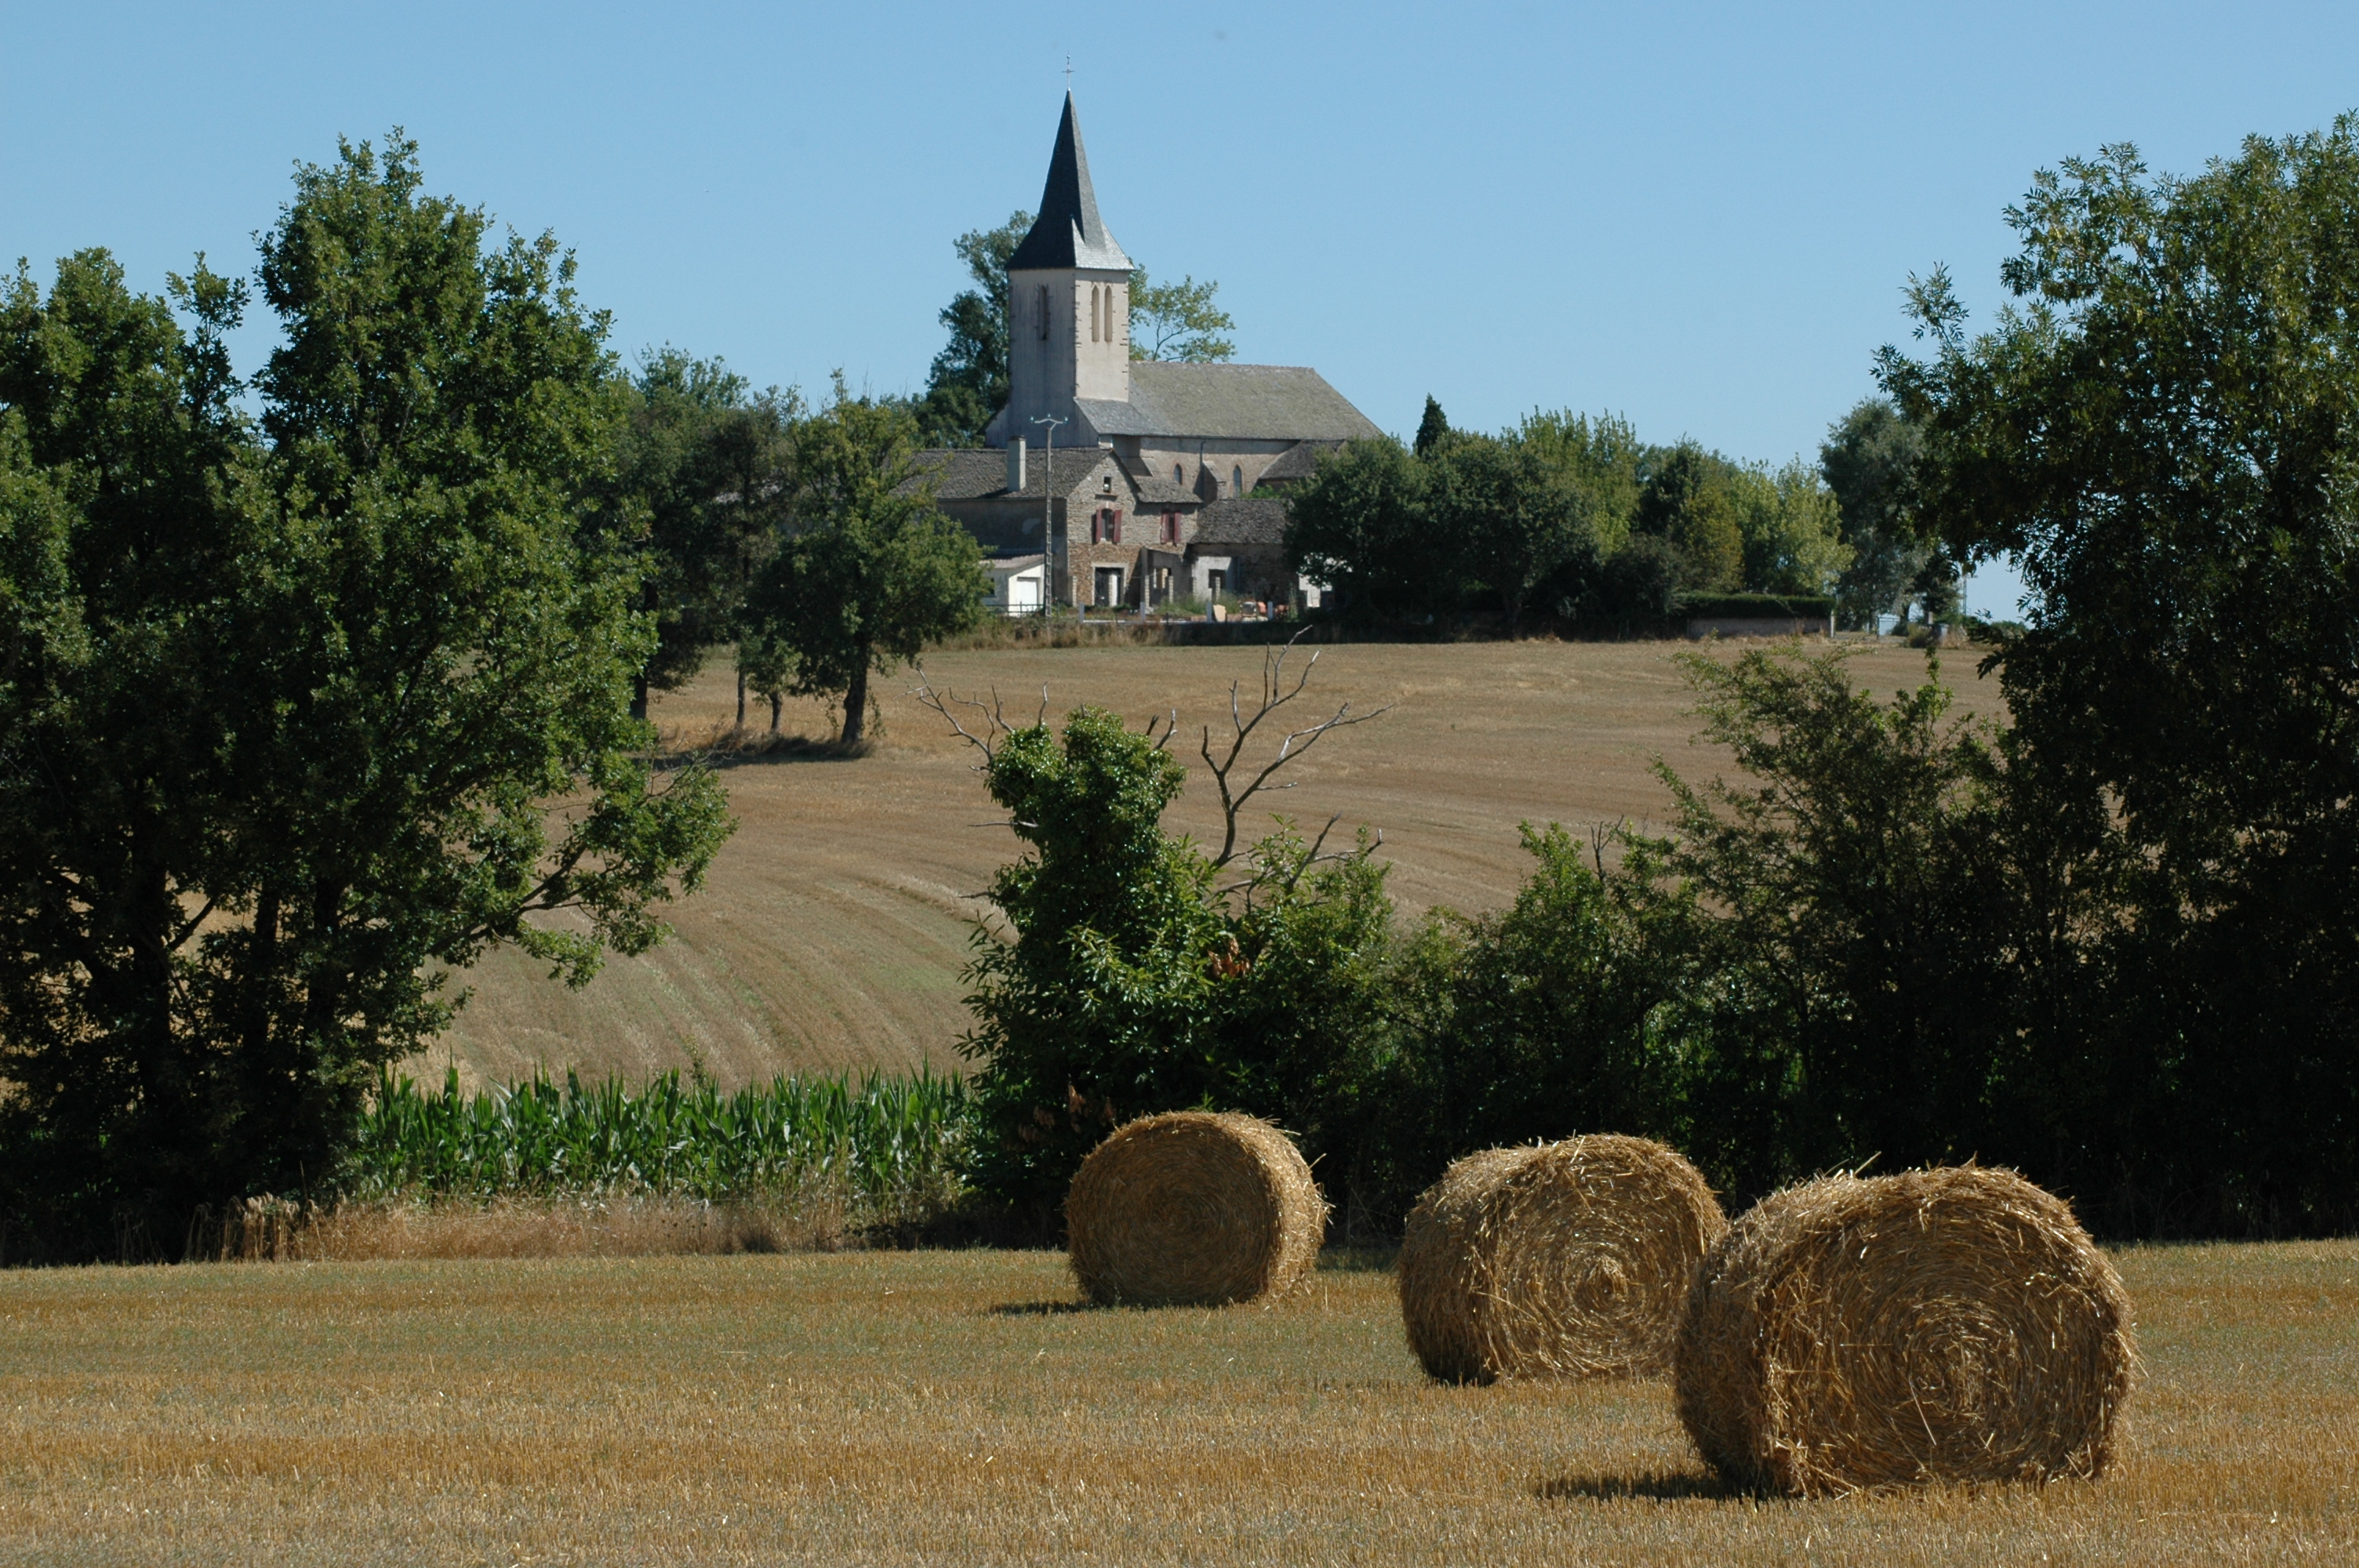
[[1675, 592, 1835, 620]]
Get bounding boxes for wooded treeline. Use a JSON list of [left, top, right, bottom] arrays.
[[1283, 396, 1955, 633]]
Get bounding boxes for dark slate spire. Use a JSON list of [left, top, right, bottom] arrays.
[[1008, 94, 1132, 272]]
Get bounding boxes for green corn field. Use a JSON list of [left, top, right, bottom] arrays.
[[345, 1065, 972, 1207]]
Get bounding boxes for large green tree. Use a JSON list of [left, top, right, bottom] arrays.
[[1728, 456, 1851, 597], [1425, 433, 1593, 630], [0, 136, 732, 1256], [1819, 397, 1930, 626], [914, 213, 1030, 448], [1634, 441, 1744, 591], [748, 385, 982, 747], [612, 350, 798, 721], [1884, 118, 2359, 1228], [1281, 436, 1445, 620]]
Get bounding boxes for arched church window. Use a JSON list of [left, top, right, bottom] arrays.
[[1234, 465, 1245, 495], [1037, 285, 1049, 341], [1173, 463, 1183, 484], [1089, 285, 1100, 343]]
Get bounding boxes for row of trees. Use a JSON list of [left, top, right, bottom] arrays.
[[947, 114, 2359, 1240], [1284, 402, 1861, 631], [617, 358, 982, 748]]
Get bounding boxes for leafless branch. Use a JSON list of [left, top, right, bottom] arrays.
[[1199, 631, 1390, 868], [911, 666, 1020, 763], [1137, 706, 1180, 752]]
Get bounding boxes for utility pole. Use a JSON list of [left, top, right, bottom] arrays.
[[1032, 413, 1067, 607]]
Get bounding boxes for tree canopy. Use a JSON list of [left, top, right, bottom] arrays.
[[611, 349, 798, 718], [1128, 269, 1235, 362], [1881, 117, 2359, 1228], [914, 212, 1030, 448], [747, 383, 982, 747], [0, 134, 733, 1256]]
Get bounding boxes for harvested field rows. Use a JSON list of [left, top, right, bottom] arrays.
[[0, 1240, 2350, 1564], [434, 640, 1995, 1089]]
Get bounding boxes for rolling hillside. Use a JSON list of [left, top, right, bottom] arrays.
[[426, 639, 2000, 1090]]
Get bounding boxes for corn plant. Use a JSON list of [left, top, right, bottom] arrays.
[[345, 1065, 972, 1207]]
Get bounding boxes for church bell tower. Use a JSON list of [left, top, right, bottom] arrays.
[[991, 94, 1132, 449]]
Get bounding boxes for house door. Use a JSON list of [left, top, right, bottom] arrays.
[[1094, 566, 1125, 608], [1207, 568, 1227, 597]]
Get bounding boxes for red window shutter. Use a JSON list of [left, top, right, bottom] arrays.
[[1110, 509, 1124, 544], [1164, 510, 1180, 544]]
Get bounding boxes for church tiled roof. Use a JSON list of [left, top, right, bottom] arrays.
[[1007, 94, 1132, 274], [1256, 440, 1346, 484], [1076, 363, 1383, 443], [1191, 498, 1291, 548], [909, 447, 1118, 502]]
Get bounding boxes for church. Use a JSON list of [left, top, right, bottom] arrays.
[[917, 96, 1382, 612]]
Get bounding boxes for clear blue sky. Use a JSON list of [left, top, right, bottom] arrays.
[[8, 2, 2357, 615]]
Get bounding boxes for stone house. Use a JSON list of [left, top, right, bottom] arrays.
[[917, 94, 1381, 610]]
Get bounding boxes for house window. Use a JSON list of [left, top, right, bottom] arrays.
[[1161, 510, 1180, 545], [1037, 285, 1049, 340], [1104, 507, 1124, 545]]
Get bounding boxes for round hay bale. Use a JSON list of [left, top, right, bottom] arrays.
[[1067, 1111, 1327, 1307], [1675, 1165, 2137, 1496], [1398, 1135, 1728, 1383]]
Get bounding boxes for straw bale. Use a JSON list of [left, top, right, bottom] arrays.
[[1397, 1135, 1727, 1383], [1067, 1111, 1327, 1306], [1675, 1165, 2137, 1495]]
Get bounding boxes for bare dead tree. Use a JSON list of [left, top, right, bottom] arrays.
[[908, 672, 1047, 765], [912, 629, 1387, 869], [1201, 632, 1389, 869]]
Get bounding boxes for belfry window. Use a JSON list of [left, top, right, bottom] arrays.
[[1089, 285, 1100, 343], [1036, 285, 1049, 340]]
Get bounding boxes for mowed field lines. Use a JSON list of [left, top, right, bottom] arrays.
[[434, 639, 1998, 1090], [0, 1241, 2352, 1565]]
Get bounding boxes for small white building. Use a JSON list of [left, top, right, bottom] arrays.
[[981, 553, 1048, 616]]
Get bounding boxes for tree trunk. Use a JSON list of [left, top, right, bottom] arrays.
[[769, 691, 783, 734], [630, 673, 649, 724], [841, 660, 869, 747], [735, 666, 747, 730]]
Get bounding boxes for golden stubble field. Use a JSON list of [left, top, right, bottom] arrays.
[[432, 638, 1997, 1091], [0, 1241, 2350, 1566]]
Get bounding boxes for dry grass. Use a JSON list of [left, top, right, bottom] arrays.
[[0, 1240, 2351, 1564], [428, 639, 1999, 1092], [202, 1192, 871, 1263]]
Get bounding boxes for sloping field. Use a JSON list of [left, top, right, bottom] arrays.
[[0, 1240, 2349, 1565], [432, 639, 1999, 1090]]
